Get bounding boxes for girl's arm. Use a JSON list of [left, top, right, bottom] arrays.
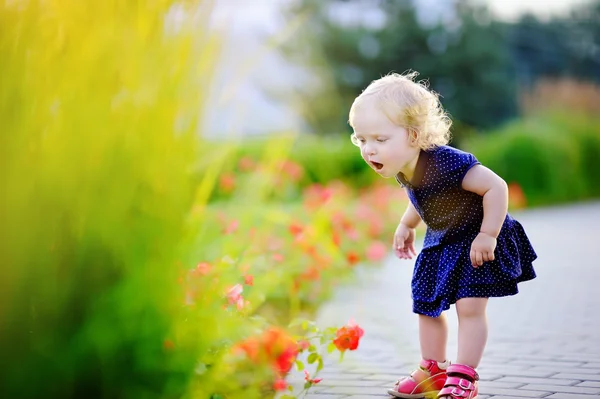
[[400, 197, 422, 229], [462, 165, 508, 238]]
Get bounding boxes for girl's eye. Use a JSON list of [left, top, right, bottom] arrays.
[[377, 138, 387, 143]]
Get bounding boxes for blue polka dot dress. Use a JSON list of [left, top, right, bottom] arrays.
[[395, 145, 537, 317]]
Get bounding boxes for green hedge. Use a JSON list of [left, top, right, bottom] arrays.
[[463, 113, 600, 206], [238, 134, 374, 186], [223, 113, 600, 207]]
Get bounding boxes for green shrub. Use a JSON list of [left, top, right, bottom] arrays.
[[463, 113, 600, 206]]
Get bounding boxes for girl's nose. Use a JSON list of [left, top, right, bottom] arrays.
[[365, 144, 376, 155]]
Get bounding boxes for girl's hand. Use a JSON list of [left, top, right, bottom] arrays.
[[394, 223, 418, 260], [470, 232, 497, 267]]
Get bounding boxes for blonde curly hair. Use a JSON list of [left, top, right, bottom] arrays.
[[349, 71, 452, 149]]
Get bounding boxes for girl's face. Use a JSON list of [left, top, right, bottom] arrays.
[[351, 100, 420, 179]]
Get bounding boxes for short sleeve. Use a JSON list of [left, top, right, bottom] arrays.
[[433, 147, 481, 189]]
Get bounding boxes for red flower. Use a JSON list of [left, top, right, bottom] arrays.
[[288, 223, 304, 238], [226, 284, 246, 310], [300, 266, 320, 281], [219, 173, 236, 193], [366, 241, 387, 262], [237, 328, 299, 377], [163, 339, 175, 351], [191, 262, 211, 277], [263, 328, 299, 375], [235, 337, 260, 362], [332, 231, 341, 248], [273, 378, 288, 391], [298, 340, 310, 351], [508, 182, 527, 209], [244, 274, 254, 286], [223, 219, 239, 235], [346, 251, 360, 266], [304, 370, 323, 385], [238, 156, 256, 172], [280, 160, 304, 182], [333, 320, 364, 352]]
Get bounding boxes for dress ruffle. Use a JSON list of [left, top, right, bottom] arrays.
[[412, 218, 537, 317]]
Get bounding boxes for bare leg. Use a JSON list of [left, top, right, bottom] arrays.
[[455, 298, 488, 368], [419, 313, 448, 362]]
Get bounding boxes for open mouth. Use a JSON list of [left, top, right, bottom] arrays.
[[370, 161, 384, 171]]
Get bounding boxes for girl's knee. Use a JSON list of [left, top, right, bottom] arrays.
[[456, 297, 488, 318]]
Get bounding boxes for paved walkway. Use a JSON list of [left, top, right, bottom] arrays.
[[289, 201, 600, 399]]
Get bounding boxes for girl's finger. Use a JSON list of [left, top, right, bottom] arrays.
[[475, 251, 483, 267], [409, 243, 417, 256]]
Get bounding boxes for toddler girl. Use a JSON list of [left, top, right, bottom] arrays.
[[349, 72, 537, 399]]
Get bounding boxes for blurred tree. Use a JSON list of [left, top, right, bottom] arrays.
[[509, 0, 600, 88], [280, 0, 600, 140], [280, 0, 517, 142]]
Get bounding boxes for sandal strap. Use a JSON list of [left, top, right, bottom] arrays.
[[439, 386, 470, 398], [447, 364, 479, 381], [438, 376, 477, 398], [444, 377, 475, 390]]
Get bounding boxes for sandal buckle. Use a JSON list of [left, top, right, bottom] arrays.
[[458, 378, 472, 390], [451, 387, 466, 397]]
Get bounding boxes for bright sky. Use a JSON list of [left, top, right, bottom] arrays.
[[481, 0, 592, 21], [211, 0, 594, 29], [206, 0, 594, 136]]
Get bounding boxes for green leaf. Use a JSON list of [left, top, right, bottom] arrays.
[[194, 362, 207, 375], [295, 360, 305, 371], [304, 382, 312, 390], [324, 327, 338, 335], [327, 343, 336, 353], [279, 395, 296, 399], [308, 344, 317, 353], [317, 358, 324, 372], [288, 318, 309, 329], [307, 352, 319, 364]]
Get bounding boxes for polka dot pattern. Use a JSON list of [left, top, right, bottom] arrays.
[[396, 146, 538, 317]]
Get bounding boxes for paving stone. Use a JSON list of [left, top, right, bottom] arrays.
[[478, 368, 557, 378], [520, 383, 600, 394], [528, 366, 600, 375], [316, 386, 391, 395], [578, 381, 600, 388], [341, 396, 389, 399], [552, 373, 600, 382], [506, 360, 584, 368], [313, 373, 376, 380], [495, 376, 580, 386], [477, 387, 550, 397], [545, 394, 600, 399], [480, 380, 527, 389], [489, 397, 552, 399], [360, 374, 402, 382], [314, 380, 382, 387]]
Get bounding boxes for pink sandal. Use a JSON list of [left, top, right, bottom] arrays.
[[387, 359, 449, 398], [436, 364, 479, 399]]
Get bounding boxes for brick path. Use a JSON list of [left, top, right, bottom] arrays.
[[288, 201, 600, 398]]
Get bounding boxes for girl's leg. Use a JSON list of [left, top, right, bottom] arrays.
[[419, 313, 448, 362], [455, 297, 489, 368]]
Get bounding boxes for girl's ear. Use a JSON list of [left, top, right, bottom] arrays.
[[408, 128, 419, 145]]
